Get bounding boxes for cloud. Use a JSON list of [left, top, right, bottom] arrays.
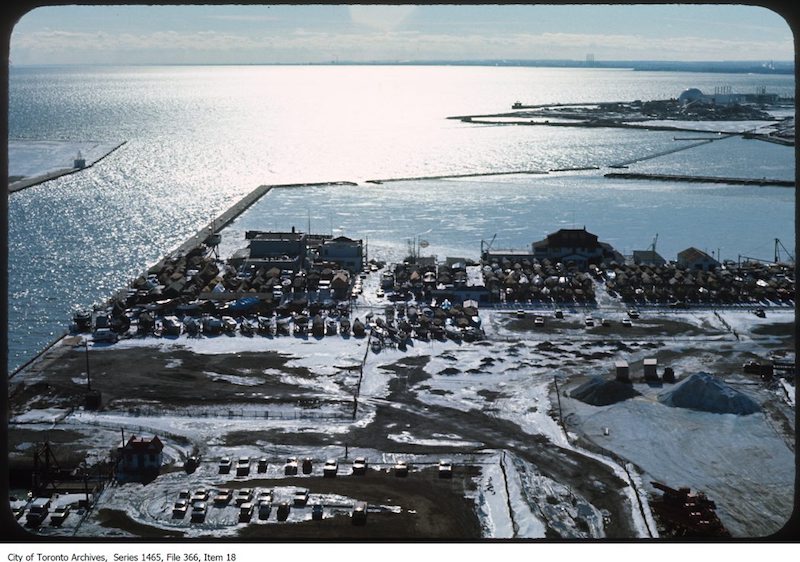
[[348, 5, 416, 31], [10, 28, 794, 64], [204, 15, 280, 22]]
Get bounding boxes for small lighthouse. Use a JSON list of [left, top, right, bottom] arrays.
[[73, 150, 86, 169]]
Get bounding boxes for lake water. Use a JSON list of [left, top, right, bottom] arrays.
[[6, 65, 795, 372]]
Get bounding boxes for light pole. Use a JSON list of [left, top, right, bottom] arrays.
[[84, 339, 92, 392]]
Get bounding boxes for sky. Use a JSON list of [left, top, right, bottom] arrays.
[[8, 4, 796, 65]]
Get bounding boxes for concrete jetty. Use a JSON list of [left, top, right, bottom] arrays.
[[8, 141, 127, 193], [457, 117, 736, 134], [365, 170, 547, 184], [604, 172, 794, 187]]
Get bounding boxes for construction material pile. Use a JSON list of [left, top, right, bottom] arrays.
[[658, 372, 761, 415], [569, 376, 641, 406]]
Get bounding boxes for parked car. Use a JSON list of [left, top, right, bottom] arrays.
[[92, 328, 118, 343], [534, 316, 545, 327], [238, 502, 254, 523], [276, 501, 291, 521], [352, 456, 368, 475], [438, 460, 453, 479], [178, 489, 190, 500], [554, 309, 564, 319], [323, 459, 338, 478], [219, 457, 232, 474], [394, 460, 409, 477], [214, 489, 232, 506], [257, 458, 268, 473], [190, 502, 207, 523], [26, 498, 51, 526], [190, 489, 209, 506], [352, 501, 368, 524], [284, 457, 298, 475], [628, 309, 640, 319], [234, 489, 252, 506], [236, 457, 250, 476], [50, 505, 70, 526], [622, 318, 632, 327], [257, 500, 272, 521], [302, 457, 313, 474], [293, 488, 309, 506], [172, 499, 189, 518]]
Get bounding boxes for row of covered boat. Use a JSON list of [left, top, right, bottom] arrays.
[[135, 310, 366, 339], [596, 260, 795, 305]]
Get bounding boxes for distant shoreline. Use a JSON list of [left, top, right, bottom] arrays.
[[10, 60, 794, 75]]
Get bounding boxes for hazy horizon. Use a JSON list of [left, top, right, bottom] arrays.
[[10, 4, 795, 66]]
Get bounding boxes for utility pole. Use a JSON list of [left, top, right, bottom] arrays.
[[553, 374, 564, 429], [85, 340, 92, 392]]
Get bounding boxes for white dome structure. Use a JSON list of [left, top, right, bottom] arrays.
[[678, 88, 704, 105]]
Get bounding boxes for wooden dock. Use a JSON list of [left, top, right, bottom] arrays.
[[604, 172, 794, 187]]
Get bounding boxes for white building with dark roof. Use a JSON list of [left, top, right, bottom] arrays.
[[116, 435, 164, 481], [319, 236, 364, 272]]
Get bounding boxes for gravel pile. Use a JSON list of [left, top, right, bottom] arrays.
[[569, 376, 641, 406], [658, 372, 761, 415]]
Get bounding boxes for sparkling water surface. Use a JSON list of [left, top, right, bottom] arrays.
[[7, 65, 795, 372]]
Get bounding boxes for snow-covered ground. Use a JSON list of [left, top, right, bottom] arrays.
[[561, 381, 795, 537], [10, 293, 794, 539]]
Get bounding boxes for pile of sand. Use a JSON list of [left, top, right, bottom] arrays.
[[569, 376, 641, 406], [658, 372, 760, 415]]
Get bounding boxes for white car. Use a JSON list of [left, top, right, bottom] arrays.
[[323, 459, 338, 478]]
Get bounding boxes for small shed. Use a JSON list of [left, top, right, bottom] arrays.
[[615, 360, 630, 382], [116, 435, 164, 480], [644, 358, 659, 381]]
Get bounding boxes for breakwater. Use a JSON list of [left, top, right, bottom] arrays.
[[8, 141, 127, 193], [457, 117, 739, 135], [365, 170, 546, 184], [604, 172, 794, 187]]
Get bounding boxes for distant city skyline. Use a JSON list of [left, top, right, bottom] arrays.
[[9, 4, 795, 66]]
